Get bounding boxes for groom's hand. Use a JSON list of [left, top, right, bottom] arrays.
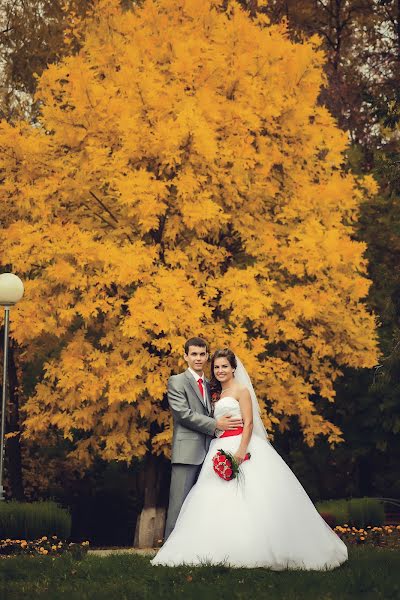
[[216, 414, 243, 431]]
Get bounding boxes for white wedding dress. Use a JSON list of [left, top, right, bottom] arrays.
[[151, 396, 348, 570]]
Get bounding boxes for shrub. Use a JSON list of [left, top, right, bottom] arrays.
[[347, 498, 385, 528], [317, 498, 385, 528], [0, 501, 71, 540], [319, 512, 337, 528], [316, 499, 348, 525]]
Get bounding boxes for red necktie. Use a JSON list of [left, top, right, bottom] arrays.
[[197, 377, 204, 399]]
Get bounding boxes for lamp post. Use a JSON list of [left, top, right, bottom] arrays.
[[0, 273, 24, 501]]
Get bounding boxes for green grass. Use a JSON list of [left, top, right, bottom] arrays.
[[1, 547, 400, 600]]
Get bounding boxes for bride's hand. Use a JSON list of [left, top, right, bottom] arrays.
[[234, 450, 247, 465]]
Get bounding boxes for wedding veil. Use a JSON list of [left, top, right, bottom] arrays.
[[234, 355, 269, 441]]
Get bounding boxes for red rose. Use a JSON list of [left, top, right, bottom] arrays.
[[213, 448, 251, 482]]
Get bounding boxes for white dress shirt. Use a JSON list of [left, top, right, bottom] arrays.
[[188, 367, 210, 412]]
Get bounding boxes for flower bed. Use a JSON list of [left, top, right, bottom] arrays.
[[0, 536, 89, 559], [334, 524, 400, 549]]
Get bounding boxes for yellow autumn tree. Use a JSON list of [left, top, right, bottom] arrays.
[[0, 0, 378, 466]]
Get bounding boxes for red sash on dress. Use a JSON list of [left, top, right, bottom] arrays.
[[220, 427, 243, 438]]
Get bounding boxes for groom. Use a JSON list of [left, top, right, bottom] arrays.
[[164, 336, 243, 540]]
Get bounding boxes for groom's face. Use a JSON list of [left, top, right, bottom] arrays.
[[184, 345, 209, 374]]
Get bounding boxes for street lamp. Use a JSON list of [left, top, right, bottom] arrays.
[[0, 273, 24, 501]]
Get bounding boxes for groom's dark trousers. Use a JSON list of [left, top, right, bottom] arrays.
[[164, 370, 217, 540]]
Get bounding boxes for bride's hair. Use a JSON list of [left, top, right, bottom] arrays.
[[210, 349, 237, 399]]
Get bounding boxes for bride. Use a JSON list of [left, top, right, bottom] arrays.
[[151, 348, 348, 570]]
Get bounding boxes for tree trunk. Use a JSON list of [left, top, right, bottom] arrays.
[[133, 454, 170, 548], [397, 0, 400, 62]]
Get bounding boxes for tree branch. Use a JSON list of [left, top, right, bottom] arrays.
[[89, 190, 119, 223], [80, 201, 118, 230]]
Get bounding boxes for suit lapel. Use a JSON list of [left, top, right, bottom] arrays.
[[184, 370, 207, 411], [205, 380, 212, 413]]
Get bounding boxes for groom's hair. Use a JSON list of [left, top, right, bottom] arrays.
[[184, 337, 209, 354]]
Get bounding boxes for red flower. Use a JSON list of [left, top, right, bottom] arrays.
[[212, 448, 251, 482]]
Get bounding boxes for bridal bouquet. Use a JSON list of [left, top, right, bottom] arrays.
[[212, 449, 251, 481]]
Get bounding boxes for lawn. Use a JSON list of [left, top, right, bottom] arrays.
[[1, 547, 399, 600]]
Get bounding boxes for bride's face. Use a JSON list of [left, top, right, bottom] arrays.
[[213, 357, 234, 383]]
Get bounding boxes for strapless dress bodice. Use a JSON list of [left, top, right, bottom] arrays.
[[213, 396, 242, 420]]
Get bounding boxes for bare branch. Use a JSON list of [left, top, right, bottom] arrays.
[[89, 190, 119, 224], [80, 201, 118, 230]]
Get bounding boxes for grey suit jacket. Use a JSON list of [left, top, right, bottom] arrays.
[[168, 369, 217, 465]]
